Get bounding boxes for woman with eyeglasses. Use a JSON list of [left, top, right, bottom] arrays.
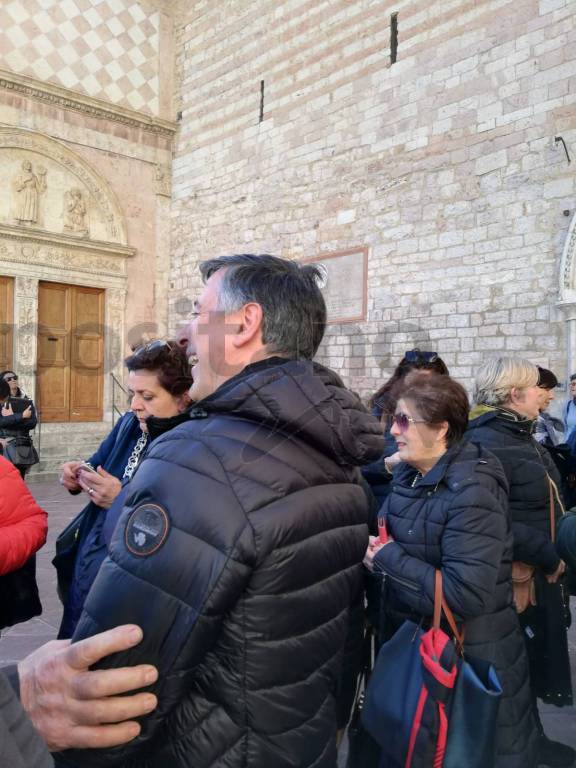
[[55, 339, 192, 639], [362, 350, 448, 506], [363, 371, 536, 768], [0, 371, 38, 479]]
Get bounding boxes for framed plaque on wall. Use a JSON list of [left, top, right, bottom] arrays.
[[303, 247, 368, 324]]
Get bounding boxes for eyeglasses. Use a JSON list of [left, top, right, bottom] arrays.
[[391, 412, 427, 433], [4, 375, 17, 382], [404, 350, 438, 364]]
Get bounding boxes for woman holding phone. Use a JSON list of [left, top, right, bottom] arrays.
[[56, 340, 193, 638]]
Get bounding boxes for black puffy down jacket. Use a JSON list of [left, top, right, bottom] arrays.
[[467, 407, 561, 572], [374, 440, 537, 768], [68, 358, 384, 768], [467, 407, 572, 706]]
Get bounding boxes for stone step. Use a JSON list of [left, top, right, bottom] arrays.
[[26, 421, 116, 477]]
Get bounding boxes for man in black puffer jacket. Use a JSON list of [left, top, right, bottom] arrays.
[[65, 255, 384, 768]]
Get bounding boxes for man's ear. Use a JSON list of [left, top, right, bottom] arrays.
[[231, 302, 264, 348]]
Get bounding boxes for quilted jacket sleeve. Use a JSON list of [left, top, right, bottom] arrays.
[[66, 431, 257, 767], [375, 482, 507, 621], [0, 457, 47, 576], [0, 670, 54, 768]]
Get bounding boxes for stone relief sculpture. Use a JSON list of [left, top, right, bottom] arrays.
[[14, 160, 47, 224], [63, 188, 89, 236], [154, 164, 171, 197]]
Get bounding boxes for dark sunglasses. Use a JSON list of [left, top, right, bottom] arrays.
[[133, 339, 171, 357], [4, 375, 18, 382], [404, 350, 438, 364], [391, 412, 427, 433]]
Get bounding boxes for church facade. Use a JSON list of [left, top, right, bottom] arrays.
[[0, 0, 175, 447]]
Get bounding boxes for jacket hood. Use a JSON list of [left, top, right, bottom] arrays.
[[394, 439, 509, 496], [196, 357, 384, 467]]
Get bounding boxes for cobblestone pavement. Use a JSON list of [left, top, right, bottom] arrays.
[[1, 477, 574, 759]]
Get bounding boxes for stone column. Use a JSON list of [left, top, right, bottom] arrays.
[[557, 300, 576, 384], [105, 287, 127, 421], [13, 276, 38, 399], [154, 163, 171, 339]]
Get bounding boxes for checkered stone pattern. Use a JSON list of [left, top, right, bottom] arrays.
[[0, 0, 160, 115]]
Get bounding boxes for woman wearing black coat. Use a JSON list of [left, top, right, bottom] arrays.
[[0, 374, 37, 479], [468, 357, 573, 768], [362, 350, 449, 507], [365, 371, 536, 768]]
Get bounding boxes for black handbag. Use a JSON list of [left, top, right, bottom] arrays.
[[346, 625, 381, 768], [4, 436, 39, 467], [0, 556, 42, 630]]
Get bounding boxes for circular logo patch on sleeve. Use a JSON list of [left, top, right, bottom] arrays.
[[125, 503, 170, 557]]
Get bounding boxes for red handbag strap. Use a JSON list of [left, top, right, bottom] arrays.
[[434, 570, 465, 653]]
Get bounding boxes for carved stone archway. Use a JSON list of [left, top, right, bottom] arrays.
[[557, 212, 576, 379], [0, 128, 134, 419]]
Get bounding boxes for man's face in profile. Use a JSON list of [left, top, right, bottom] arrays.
[[183, 270, 244, 403]]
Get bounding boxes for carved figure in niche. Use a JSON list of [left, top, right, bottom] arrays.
[[63, 188, 89, 236], [14, 160, 47, 224]]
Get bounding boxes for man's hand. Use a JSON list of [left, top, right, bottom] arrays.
[[1, 402, 13, 417], [18, 624, 158, 751], [22, 405, 32, 418], [546, 559, 566, 584], [78, 466, 122, 509]]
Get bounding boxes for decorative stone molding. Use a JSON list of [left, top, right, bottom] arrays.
[[559, 211, 576, 304], [0, 223, 134, 260], [106, 287, 128, 382], [12, 276, 38, 394], [0, 68, 178, 139], [0, 234, 129, 279], [557, 212, 576, 380]]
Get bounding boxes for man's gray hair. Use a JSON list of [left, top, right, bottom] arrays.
[[473, 356, 539, 407], [199, 254, 327, 360]]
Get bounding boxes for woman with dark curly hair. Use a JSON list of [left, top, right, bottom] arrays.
[[363, 350, 448, 505], [56, 340, 193, 638]]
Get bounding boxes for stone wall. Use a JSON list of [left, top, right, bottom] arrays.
[[170, 0, 576, 400]]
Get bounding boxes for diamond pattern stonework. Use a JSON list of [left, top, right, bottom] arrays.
[[0, 0, 160, 115]]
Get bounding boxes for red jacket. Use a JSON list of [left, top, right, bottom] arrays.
[[0, 456, 47, 575]]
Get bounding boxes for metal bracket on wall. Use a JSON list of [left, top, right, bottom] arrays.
[[555, 136, 572, 164]]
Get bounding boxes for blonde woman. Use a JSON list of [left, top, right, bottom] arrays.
[[468, 357, 572, 768]]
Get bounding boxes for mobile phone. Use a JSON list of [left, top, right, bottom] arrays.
[[79, 461, 98, 474]]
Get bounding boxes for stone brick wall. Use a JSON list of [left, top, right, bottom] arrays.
[[170, 0, 576, 400]]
